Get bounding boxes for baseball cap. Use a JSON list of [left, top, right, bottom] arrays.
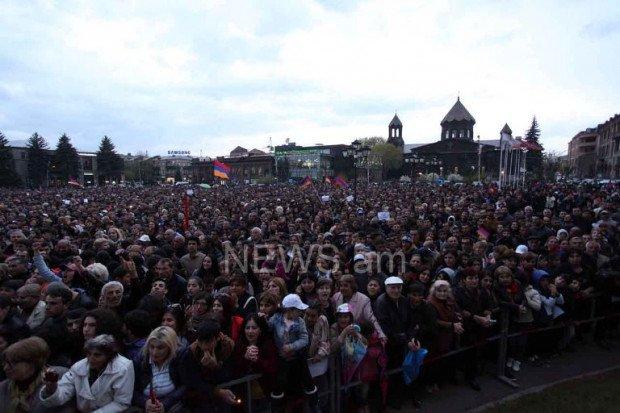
[[401, 235, 412, 243], [515, 245, 529, 255], [138, 235, 151, 243], [385, 276, 404, 286], [353, 253, 365, 262], [337, 303, 352, 314], [281, 294, 308, 310]]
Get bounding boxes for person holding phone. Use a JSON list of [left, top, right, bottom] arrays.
[[39, 334, 135, 413]]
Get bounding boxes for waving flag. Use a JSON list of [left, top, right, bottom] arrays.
[[333, 176, 349, 188], [300, 176, 313, 189], [213, 161, 231, 180]]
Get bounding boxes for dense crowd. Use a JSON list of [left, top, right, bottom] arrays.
[[0, 181, 618, 413]]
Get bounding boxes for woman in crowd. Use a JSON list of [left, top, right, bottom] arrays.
[[297, 272, 318, 304], [162, 304, 189, 349], [211, 292, 244, 342], [0, 336, 57, 413], [316, 277, 336, 324], [39, 334, 135, 412], [426, 280, 464, 390], [258, 291, 279, 319], [132, 326, 183, 412], [232, 314, 278, 408], [267, 277, 288, 302], [331, 274, 386, 342]]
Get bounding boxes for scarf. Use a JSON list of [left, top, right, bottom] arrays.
[[427, 295, 457, 322], [8, 375, 42, 413]]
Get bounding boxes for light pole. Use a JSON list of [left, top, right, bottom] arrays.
[[342, 140, 370, 202], [405, 154, 419, 181], [477, 134, 482, 182]]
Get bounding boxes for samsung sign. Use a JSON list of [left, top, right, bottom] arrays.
[[168, 150, 191, 155]]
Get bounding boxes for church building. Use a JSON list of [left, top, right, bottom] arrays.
[[406, 98, 502, 178]]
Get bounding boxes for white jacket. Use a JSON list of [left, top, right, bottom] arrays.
[[40, 354, 134, 413]]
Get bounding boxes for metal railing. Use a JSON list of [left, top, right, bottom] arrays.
[[217, 295, 618, 413]]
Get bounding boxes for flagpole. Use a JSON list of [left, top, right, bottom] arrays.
[[522, 149, 528, 186], [510, 148, 517, 187], [498, 134, 504, 189]]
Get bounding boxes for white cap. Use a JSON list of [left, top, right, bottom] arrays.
[[515, 245, 528, 255], [385, 276, 404, 286], [281, 294, 308, 310], [353, 253, 365, 262], [138, 234, 151, 242], [337, 303, 352, 313]]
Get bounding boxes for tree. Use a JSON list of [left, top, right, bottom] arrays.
[[359, 136, 386, 148], [371, 143, 403, 180], [524, 116, 543, 178], [0, 132, 21, 187], [27, 132, 49, 188], [52, 134, 80, 184], [525, 116, 541, 144], [124, 156, 160, 185], [96, 136, 124, 185]]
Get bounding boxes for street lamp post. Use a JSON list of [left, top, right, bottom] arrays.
[[342, 140, 370, 203]]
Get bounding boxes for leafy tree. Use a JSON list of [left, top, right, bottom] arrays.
[[371, 143, 403, 180], [96, 136, 124, 185], [52, 134, 80, 183], [359, 136, 386, 148], [0, 132, 21, 187], [27, 132, 49, 187], [125, 157, 161, 185]]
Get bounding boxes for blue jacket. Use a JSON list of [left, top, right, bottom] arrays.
[[268, 313, 309, 355]]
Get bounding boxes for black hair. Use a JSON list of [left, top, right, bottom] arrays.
[[408, 282, 426, 296], [196, 319, 221, 342], [124, 309, 153, 338], [45, 282, 73, 304]]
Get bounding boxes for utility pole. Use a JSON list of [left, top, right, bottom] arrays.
[[477, 135, 482, 182]]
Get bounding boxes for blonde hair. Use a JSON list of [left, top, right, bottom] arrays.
[[143, 326, 178, 362], [267, 277, 288, 299], [428, 280, 452, 300]]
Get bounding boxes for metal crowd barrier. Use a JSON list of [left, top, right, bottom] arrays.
[[217, 294, 618, 413]]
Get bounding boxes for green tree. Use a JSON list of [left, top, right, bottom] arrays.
[[96, 136, 124, 185], [0, 132, 22, 187], [125, 157, 161, 185], [27, 132, 49, 188], [525, 116, 541, 144], [371, 143, 403, 180], [359, 136, 386, 148], [525, 116, 543, 178], [52, 134, 80, 183]]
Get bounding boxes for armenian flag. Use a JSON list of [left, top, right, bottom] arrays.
[[333, 176, 349, 188], [213, 160, 231, 180], [300, 176, 313, 189]]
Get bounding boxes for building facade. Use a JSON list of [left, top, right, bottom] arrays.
[[219, 147, 275, 183], [9, 145, 98, 186], [568, 128, 598, 178], [596, 114, 620, 179], [274, 143, 349, 181], [567, 114, 620, 179]]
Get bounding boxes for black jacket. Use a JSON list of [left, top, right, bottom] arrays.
[[375, 293, 412, 346], [409, 301, 437, 348]]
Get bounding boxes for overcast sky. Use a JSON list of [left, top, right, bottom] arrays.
[[0, 0, 618, 156]]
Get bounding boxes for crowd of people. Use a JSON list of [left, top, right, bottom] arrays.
[[0, 180, 618, 412]]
